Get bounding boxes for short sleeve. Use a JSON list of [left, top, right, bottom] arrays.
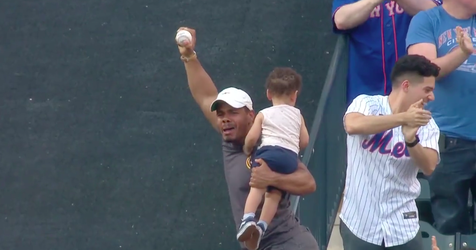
[[418, 118, 440, 161], [332, 0, 358, 34], [406, 11, 436, 51], [345, 94, 380, 116]]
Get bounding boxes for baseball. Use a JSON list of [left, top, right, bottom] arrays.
[[176, 30, 192, 46]]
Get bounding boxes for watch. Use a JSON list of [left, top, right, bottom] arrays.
[[405, 136, 420, 148]]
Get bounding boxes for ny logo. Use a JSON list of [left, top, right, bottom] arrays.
[[370, 1, 404, 18]]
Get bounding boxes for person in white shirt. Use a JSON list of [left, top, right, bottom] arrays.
[[340, 54, 441, 250], [235, 67, 309, 250]]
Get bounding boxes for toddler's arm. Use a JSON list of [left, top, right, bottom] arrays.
[[243, 112, 264, 155], [299, 115, 309, 150]]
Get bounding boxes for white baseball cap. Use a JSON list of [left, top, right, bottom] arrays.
[[210, 87, 253, 111]]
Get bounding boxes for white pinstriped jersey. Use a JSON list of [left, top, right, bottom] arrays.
[[340, 94, 440, 247]]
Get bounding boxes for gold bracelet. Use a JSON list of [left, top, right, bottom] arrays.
[[180, 51, 197, 63]]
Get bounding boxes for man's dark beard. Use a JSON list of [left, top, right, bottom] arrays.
[[223, 136, 245, 145], [224, 133, 261, 146]]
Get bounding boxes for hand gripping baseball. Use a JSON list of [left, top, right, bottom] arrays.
[[176, 27, 197, 58]]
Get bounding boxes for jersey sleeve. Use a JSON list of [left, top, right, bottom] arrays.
[[418, 118, 440, 161], [406, 11, 436, 51], [345, 94, 380, 116], [332, 0, 358, 34]]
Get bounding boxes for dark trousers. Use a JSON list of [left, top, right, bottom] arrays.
[[428, 135, 476, 234], [340, 220, 422, 250]]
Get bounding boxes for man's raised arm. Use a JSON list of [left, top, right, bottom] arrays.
[[406, 15, 473, 79], [177, 27, 219, 131]]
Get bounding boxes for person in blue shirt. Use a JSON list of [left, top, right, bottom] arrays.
[[332, 0, 442, 104], [406, 0, 476, 234]]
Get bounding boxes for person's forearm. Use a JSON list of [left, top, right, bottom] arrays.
[[244, 133, 257, 154], [432, 49, 471, 79], [393, 0, 438, 16], [270, 163, 316, 195], [334, 0, 381, 30], [407, 143, 436, 175], [184, 59, 218, 105], [345, 113, 406, 135]]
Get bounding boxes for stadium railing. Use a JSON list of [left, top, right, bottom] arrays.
[[290, 34, 348, 250]]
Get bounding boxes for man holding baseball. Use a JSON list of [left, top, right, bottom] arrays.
[[175, 27, 319, 250]]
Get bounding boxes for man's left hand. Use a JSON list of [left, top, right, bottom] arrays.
[[250, 159, 277, 189], [402, 99, 427, 142], [402, 124, 420, 142]]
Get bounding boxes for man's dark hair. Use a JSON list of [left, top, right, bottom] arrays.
[[390, 54, 440, 86], [265, 67, 302, 96]]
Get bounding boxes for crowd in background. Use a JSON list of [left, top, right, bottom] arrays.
[[332, 0, 476, 248]]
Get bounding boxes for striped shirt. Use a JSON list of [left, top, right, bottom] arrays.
[[340, 94, 440, 247]]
